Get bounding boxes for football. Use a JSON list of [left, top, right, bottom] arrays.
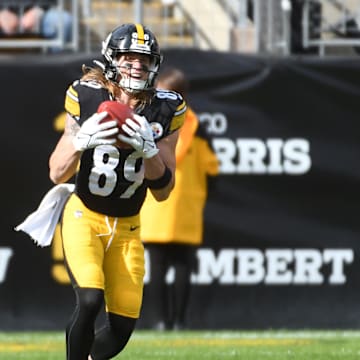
[[97, 100, 134, 135], [97, 100, 135, 148]]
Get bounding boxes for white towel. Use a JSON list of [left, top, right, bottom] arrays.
[[15, 183, 75, 247]]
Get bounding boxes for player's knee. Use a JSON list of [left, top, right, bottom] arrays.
[[77, 288, 104, 316], [109, 313, 136, 346]]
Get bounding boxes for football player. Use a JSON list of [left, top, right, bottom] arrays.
[[49, 23, 186, 360]]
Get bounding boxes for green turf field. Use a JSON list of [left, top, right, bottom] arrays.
[[1, 330, 360, 359]]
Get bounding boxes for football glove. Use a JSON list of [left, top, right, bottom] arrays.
[[72, 111, 119, 152], [118, 114, 159, 159]]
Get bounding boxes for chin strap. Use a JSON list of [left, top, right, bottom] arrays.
[[93, 60, 105, 70], [94, 59, 118, 82]]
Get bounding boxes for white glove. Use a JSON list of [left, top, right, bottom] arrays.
[[73, 111, 119, 152], [118, 114, 159, 159]]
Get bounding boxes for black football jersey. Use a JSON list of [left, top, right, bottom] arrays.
[[64, 79, 186, 217]]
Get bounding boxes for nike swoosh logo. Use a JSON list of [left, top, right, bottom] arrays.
[[130, 226, 139, 231]]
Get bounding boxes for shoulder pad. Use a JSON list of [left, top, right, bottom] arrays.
[[146, 89, 186, 135], [64, 80, 111, 123]]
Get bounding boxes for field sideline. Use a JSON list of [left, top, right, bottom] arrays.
[[1, 330, 360, 359]]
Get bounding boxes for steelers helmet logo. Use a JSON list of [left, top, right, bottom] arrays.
[[150, 122, 163, 139]]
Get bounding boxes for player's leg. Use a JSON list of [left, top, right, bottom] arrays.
[[89, 313, 136, 360], [61, 194, 107, 360], [90, 217, 144, 359], [65, 287, 104, 360]]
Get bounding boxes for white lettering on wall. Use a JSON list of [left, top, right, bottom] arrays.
[[199, 112, 228, 135], [144, 248, 354, 286], [324, 249, 354, 284], [236, 249, 265, 284], [198, 112, 311, 175], [193, 249, 237, 284], [213, 138, 311, 175], [265, 249, 293, 284]]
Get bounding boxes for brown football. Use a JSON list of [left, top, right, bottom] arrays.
[[98, 100, 135, 148], [98, 100, 134, 135]]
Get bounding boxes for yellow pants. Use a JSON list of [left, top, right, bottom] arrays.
[[61, 194, 145, 318]]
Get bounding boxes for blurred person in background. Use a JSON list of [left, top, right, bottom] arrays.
[[141, 67, 219, 331], [0, 1, 72, 52]]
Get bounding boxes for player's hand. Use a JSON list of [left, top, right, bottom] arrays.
[[72, 112, 119, 152], [118, 114, 159, 159]]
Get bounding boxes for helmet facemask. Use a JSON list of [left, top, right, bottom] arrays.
[[115, 56, 160, 93], [100, 24, 162, 93]]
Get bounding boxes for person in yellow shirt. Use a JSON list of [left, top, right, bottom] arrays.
[[140, 67, 219, 330]]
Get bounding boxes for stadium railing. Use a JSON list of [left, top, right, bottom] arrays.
[[0, 0, 79, 52], [80, 0, 214, 53], [0, 0, 358, 56], [301, 0, 360, 56]]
